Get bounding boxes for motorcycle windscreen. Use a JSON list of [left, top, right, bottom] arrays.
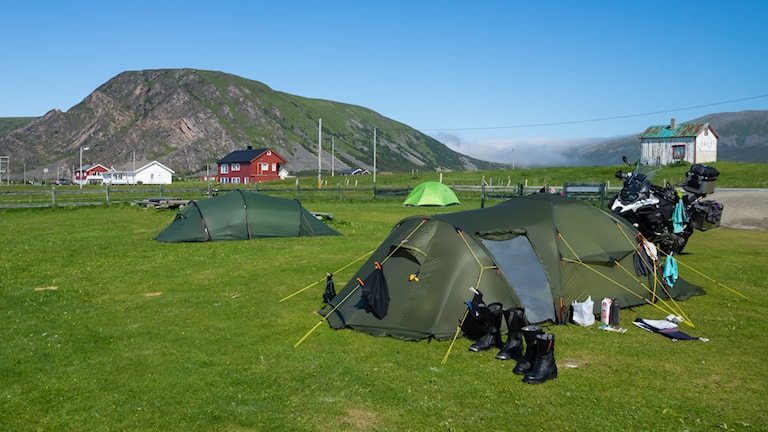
[[480, 236, 555, 324]]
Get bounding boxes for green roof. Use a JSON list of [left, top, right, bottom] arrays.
[[640, 122, 719, 139]]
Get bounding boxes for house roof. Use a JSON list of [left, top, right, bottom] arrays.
[[338, 168, 371, 175], [218, 147, 285, 164], [111, 160, 175, 174], [77, 164, 109, 173], [640, 122, 720, 140]]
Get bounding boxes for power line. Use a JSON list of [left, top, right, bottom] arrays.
[[417, 94, 768, 132]]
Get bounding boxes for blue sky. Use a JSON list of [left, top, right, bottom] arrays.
[[3, 1, 767, 165]]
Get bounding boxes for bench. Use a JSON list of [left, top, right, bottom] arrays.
[[563, 182, 607, 208]]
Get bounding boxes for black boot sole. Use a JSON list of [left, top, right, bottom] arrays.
[[523, 370, 558, 384]]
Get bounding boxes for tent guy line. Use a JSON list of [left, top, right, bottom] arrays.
[[279, 250, 374, 303]]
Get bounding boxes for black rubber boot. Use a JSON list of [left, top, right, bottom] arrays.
[[468, 302, 503, 352], [512, 325, 543, 375], [523, 333, 558, 384], [495, 307, 526, 360]]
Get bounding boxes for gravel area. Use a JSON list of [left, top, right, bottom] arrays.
[[706, 188, 768, 231]]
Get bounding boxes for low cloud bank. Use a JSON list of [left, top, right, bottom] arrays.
[[436, 132, 603, 168]]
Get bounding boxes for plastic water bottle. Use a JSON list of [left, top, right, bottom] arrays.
[[609, 297, 620, 326]]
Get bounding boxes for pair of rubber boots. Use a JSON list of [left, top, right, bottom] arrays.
[[467, 302, 505, 353], [513, 325, 558, 384], [468, 306, 526, 361]]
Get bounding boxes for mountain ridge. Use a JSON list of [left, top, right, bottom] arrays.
[[0, 69, 503, 179], [1, 69, 766, 180]]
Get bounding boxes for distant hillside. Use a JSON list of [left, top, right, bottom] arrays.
[[0, 117, 34, 136], [1, 71, 765, 179], [0, 69, 505, 179], [575, 110, 768, 165]]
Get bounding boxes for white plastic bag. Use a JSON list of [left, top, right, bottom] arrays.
[[571, 296, 595, 326]]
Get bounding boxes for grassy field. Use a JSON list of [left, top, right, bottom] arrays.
[[1, 196, 767, 430]]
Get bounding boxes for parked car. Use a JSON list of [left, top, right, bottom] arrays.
[[55, 178, 72, 185]]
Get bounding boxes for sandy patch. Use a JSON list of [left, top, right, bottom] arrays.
[[707, 189, 768, 231]]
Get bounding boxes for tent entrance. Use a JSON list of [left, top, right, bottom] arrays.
[[480, 235, 555, 324]]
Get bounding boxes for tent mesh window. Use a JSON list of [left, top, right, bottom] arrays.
[[480, 236, 555, 324]]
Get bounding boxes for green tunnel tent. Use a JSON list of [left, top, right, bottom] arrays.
[[155, 190, 341, 242], [326, 193, 696, 341], [403, 181, 460, 206]]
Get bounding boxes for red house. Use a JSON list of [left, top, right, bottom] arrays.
[[74, 164, 109, 186], [217, 147, 287, 184]]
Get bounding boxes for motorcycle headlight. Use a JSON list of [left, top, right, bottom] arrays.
[[620, 191, 638, 202]]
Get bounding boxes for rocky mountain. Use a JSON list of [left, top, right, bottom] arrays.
[[0, 69, 504, 180], [2, 70, 766, 180], [574, 110, 768, 165]]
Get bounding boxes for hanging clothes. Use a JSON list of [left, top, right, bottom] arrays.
[[664, 255, 679, 287], [672, 198, 687, 233], [634, 238, 657, 277], [360, 262, 390, 319], [322, 273, 337, 304]]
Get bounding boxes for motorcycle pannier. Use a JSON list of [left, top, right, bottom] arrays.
[[689, 200, 724, 231], [684, 164, 719, 195]]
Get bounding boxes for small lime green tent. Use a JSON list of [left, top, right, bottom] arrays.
[[403, 181, 460, 206], [155, 190, 340, 242]]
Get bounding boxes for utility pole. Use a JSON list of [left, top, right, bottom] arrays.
[[317, 118, 322, 189], [79, 146, 90, 189]]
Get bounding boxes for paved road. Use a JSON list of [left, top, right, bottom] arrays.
[[706, 188, 768, 231]]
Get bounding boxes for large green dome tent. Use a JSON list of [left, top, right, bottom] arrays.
[[403, 181, 460, 207], [325, 194, 698, 341], [155, 190, 340, 242]]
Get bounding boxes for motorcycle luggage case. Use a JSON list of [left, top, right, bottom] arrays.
[[690, 200, 724, 231], [684, 164, 719, 195]]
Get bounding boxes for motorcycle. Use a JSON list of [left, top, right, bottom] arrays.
[[609, 156, 724, 254]]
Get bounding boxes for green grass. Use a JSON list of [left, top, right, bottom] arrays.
[[1, 199, 767, 431]]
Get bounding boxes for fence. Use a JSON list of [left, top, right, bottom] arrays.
[[0, 185, 206, 208], [0, 182, 612, 209]]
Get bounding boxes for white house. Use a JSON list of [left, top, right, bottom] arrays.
[[103, 160, 175, 185], [278, 166, 290, 179], [640, 118, 719, 166]]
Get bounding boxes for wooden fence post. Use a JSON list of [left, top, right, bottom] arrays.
[[480, 176, 486, 208]]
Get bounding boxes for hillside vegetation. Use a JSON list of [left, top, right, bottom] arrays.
[[0, 69, 502, 179], [1, 69, 766, 182]]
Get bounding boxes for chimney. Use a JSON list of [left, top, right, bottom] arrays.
[[247, 145, 253, 150], [670, 118, 678, 129]]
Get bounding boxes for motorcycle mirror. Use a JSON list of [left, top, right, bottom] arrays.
[[622, 156, 631, 166]]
